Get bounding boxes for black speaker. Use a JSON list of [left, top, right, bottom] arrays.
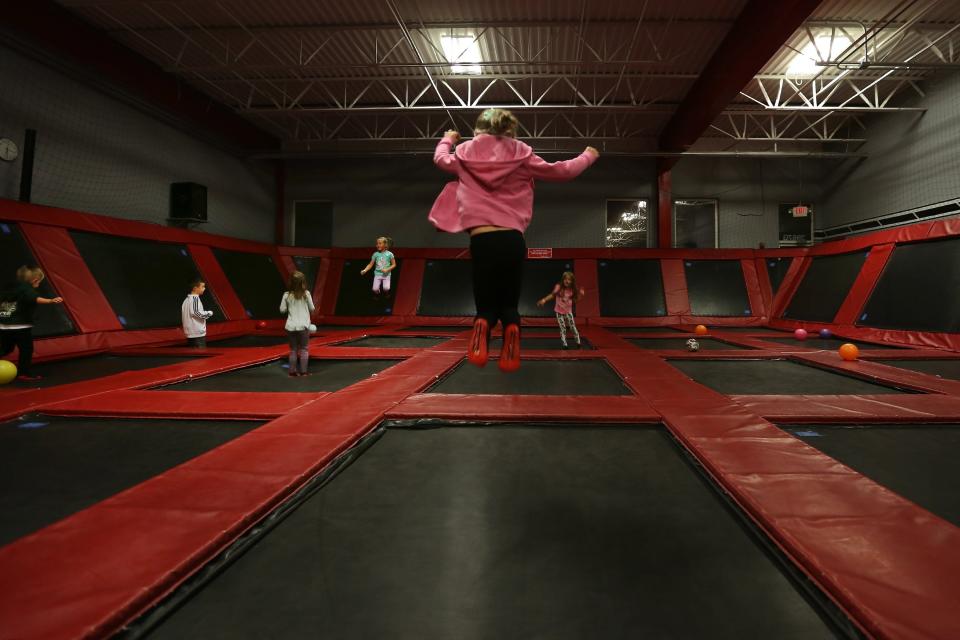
[[170, 182, 207, 221]]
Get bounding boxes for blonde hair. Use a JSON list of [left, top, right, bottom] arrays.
[[17, 266, 43, 284], [474, 108, 519, 137], [377, 236, 393, 250], [287, 271, 308, 300]]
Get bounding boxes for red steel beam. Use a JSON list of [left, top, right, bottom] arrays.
[[658, 0, 822, 168]]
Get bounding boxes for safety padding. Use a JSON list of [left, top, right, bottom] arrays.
[[0, 347, 464, 640], [188, 245, 247, 321], [21, 224, 120, 333], [386, 394, 660, 422], [392, 258, 425, 316], [660, 258, 690, 316], [43, 390, 321, 420], [833, 243, 894, 326], [730, 394, 960, 422], [572, 259, 600, 317]]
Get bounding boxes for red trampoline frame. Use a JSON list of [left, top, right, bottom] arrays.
[[2, 200, 960, 640]]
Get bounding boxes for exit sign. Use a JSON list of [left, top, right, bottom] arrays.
[[528, 248, 553, 258]]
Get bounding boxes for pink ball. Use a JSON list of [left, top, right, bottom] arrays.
[[794, 328, 808, 340]]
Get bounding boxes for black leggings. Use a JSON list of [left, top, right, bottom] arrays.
[[1, 328, 33, 375], [470, 230, 526, 330]]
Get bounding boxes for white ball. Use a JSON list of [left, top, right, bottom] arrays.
[[308, 324, 317, 333], [685, 338, 700, 352]]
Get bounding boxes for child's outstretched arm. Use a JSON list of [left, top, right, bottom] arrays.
[[537, 290, 556, 307], [527, 146, 599, 182], [360, 259, 375, 275], [433, 131, 461, 174], [37, 296, 63, 304]]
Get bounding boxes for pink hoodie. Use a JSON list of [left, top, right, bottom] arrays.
[[430, 134, 597, 233]]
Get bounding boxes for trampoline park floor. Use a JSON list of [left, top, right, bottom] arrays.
[[12, 353, 204, 388], [4, 323, 960, 640]]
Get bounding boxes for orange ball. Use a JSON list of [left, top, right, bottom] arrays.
[[694, 325, 708, 336], [839, 343, 859, 361]]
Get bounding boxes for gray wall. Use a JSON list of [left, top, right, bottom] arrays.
[[821, 70, 960, 228], [0, 46, 275, 242], [286, 152, 821, 249], [672, 157, 826, 248], [285, 155, 654, 248]]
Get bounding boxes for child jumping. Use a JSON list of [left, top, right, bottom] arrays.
[[280, 271, 315, 376], [431, 108, 598, 372], [0, 266, 65, 381], [537, 271, 585, 349], [360, 236, 396, 298], [181, 278, 214, 348]]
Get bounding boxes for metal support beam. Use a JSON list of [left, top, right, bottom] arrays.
[[658, 0, 823, 167], [657, 164, 672, 249]]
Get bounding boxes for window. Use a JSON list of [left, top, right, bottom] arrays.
[[605, 199, 649, 248], [673, 199, 717, 248], [440, 35, 482, 75]]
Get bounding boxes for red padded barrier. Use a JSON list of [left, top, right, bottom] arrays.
[[386, 394, 659, 422], [731, 393, 960, 422], [278, 255, 296, 281], [833, 243, 894, 326], [392, 258, 425, 316], [20, 224, 121, 333], [573, 259, 600, 318], [771, 255, 810, 318], [318, 258, 344, 316], [44, 390, 320, 420], [188, 245, 246, 321], [660, 259, 690, 316], [740, 258, 766, 319], [754, 257, 774, 312]]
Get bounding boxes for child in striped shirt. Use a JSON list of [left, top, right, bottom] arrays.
[[181, 278, 214, 347]]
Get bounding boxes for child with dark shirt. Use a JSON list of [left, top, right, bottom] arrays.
[[0, 266, 65, 381]]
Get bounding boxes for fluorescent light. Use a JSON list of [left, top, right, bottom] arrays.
[[441, 35, 482, 74], [787, 35, 855, 77]]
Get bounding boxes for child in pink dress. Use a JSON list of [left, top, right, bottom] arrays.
[[537, 271, 585, 349], [431, 109, 598, 371]]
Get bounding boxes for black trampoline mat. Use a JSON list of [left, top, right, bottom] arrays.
[[606, 326, 685, 333], [784, 252, 867, 323], [712, 327, 790, 334], [212, 248, 287, 320], [0, 415, 260, 546], [146, 425, 839, 640], [429, 359, 632, 395], [313, 325, 372, 333], [766, 257, 793, 297], [597, 259, 667, 317], [417, 259, 473, 316], [873, 359, 960, 381], [669, 359, 910, 395], [206, 335, 291, 348], [787, 424, 960, 528], [684, 260, 752, 317], [157, 359, 401, 392], [859, 237, 960, 333], [398, 324, 472, 331], [764, 337, 902, 350], [13, 354, 200, 389], [489, 337, 594, 350], [291, 256, 321, 293], [334, 336, 450, 348], [629, 338, 751, 351], [335, 258, 402, 317], [70, 231, 225, 330]]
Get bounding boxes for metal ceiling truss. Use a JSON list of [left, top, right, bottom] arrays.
[[86, 0, 959, 154]]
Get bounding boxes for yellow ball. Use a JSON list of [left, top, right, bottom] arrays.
[[0, 360, 17, 385]]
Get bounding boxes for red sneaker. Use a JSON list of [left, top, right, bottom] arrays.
[[498, 324, 521, 373], [467, 318, 489, 367]]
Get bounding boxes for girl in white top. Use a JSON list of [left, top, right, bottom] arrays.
[[280, 271, 315, 376]]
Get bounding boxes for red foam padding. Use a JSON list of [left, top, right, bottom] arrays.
[[730, 393, 960, 422], [834, 243, 894, 325], [20, 223, 121, 333], [573, 259, 600, 318], [192, 245, 248, 321], [44, 390, 321, 420], [660, 259, 690, 316], [0, 349, 464, 640], [392, 258, 425, 316], [740, 258, 766, 319], [386, 394, 660, 422]]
